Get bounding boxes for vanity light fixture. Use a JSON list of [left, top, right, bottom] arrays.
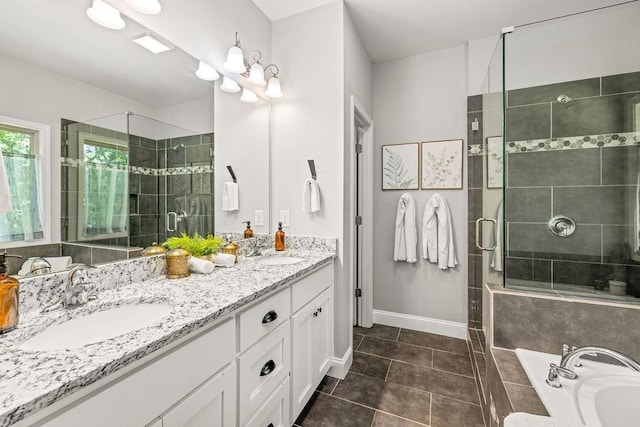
[[223, 33, 247, 74], [124, 0, 162, 15], [130, 33, 173, 54], [240, 88, 258, 103], [220, 76, 241, 93], [264, 65, 283, 98], [195, 61, 220, 81], [246, 51, 266, 87], [86, 0, 126, 30]]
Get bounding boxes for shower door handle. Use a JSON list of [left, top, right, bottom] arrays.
[[167, 212, 177, 232], [475, 218, 497, 251]]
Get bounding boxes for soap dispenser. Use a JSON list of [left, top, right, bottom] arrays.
[[0, 251, 22, 334], [242, 221, 254, 239], [275, 222, 286, 252]]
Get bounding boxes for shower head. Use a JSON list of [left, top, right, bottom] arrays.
[[170, 143, 185, 151], [557, 94, 573, 104]]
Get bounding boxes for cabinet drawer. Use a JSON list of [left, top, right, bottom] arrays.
[[239, 288, 290, 352], [39, 318, 236, 427], [243, 378, 290, 427], [291, 264, 332, 313], [238, 322, 290, 425]]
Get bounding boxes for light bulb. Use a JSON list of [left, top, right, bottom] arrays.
[[220, 76, 240, 93], [247, 63, 266, 87], [86, 0, 125, 30], [124, 0, 162, 15], [223, 46, 246, 73], [195, 61, 220, 81], [240, 88, 258, 103], [265, 76, 283, 98]]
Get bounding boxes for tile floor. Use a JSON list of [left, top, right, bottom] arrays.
[[294, 324, 485, 427]]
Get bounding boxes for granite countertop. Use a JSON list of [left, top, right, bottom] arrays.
[[0, 248, 335, 427]]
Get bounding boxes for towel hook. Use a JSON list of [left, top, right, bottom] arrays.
[[226, 165, 237, 183], [308, 159, 317, 180]]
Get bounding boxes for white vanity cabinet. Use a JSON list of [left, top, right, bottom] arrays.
[[290, 265, 334, 421]]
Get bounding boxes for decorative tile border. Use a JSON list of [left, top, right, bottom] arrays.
[[62, 158, 213, 176], [467, 132, 638, 156]]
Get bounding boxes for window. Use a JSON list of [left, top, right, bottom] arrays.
[[0, 121, 47, 243]]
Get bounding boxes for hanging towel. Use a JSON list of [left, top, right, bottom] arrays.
[[302, 178, 321, 213], [222, 182, 239, 211], [422, 193, 458, 270], [0, 151, 12, 213], [394, 193, 417, 263], [491, 200, 504, 272]]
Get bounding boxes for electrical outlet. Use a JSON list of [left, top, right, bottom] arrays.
[[279, 210, 290, 227], [254, 210, 264, 227]]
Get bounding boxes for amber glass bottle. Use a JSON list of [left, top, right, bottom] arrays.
[[243, 221, 254, 239], [0, 252, 21, 334], [275, 222, 286, 251]]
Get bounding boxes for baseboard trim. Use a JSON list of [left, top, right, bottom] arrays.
[[373, 309, 467, 339], [327, 345, 352, 380]]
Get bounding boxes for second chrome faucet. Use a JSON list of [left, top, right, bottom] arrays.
[[41, 264, 98, 313]]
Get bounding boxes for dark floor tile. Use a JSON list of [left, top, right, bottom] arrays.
[[353, 333, 364, 351], [432, 349, 474, 377], [295, 392, 375, 427], [354, 324, 400, 341], [492, 349, 530, 386], [372, 411, 427, 427], [469, 330, 482, 354], [387, 361, 479, 404], [333, 373, 431, 425], [316, 375, 338, 393], [358, 337, 433, 367], [398, 330, 469, 356], [504, 383, 548, 416], [351, 351, 391, 380], [431, 394, 484, 427]]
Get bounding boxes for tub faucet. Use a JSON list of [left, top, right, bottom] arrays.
[[547, 346, 640, 387], [41, 264, 98, 313]]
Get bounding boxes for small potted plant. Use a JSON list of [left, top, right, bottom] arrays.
[[161, 233, 224, 260]]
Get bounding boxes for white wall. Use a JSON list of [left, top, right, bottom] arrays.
[[372, 46, 469, 334], [468, 36, 501, 96], [271, 3, 348, 354]]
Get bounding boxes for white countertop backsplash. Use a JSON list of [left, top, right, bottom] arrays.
[[0, 236, 336, 427]]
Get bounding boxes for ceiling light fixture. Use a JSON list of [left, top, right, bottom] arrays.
[[86, 0, 126, 30], [124, 0, 162, 15], [220, 76, 241, 93], [195, 61, 220, 81], [240, 88, 258, 103], [130, 33, 173, 54]]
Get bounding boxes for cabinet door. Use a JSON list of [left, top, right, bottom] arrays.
[[290, 300, 316, 419], [312, 288, 333, 382], [162, 364, 236, 427]]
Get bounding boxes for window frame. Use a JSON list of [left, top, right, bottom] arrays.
[[0, 115, 51, 248]]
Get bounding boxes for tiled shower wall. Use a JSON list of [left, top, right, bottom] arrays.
[[504, 71, 640, 296]]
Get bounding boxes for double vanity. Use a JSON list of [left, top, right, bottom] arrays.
[[0, 241, 336, 427]]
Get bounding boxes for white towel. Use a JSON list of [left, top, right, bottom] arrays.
[[222, 182, 239, 211], [302, 178, 321, 213], [189, 257, 215, 274], [0, 151, 12, 213], [491, 200, 504, 272], [393, 193, 417, 263], [422, 193, 458, 270], [504, 413, 577, 427], [211, 252, 235, 267]]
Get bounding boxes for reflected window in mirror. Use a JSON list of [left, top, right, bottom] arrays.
[[0, 116, 49, 245]]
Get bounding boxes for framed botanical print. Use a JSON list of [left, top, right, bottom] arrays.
[[381, 143, 420, 190], [421, 139, 463, 189], [486, 136, 504, 189]]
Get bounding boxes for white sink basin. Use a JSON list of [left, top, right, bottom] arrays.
[[19, 303, 172, 351], [258, 256, 305, 266]]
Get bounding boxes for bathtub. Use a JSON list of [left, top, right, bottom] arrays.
[[515, 348, 640, 427]]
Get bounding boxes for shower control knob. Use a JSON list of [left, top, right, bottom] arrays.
[[548, 216, 576, 237]]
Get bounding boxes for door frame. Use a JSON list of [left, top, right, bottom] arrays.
[[349, 96, 373, 328]]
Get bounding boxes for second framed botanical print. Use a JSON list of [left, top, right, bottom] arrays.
[[421, 139, 463, 190]]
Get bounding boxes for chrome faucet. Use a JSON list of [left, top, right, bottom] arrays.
[[546, 346, 640, 388], [41, 264, 98, 313]]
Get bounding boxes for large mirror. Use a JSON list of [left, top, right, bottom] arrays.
[[0, 0, 270, 273]]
